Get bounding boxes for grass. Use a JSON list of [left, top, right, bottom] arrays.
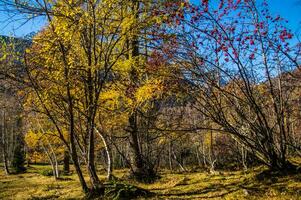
[[0, 164, 300, 199]]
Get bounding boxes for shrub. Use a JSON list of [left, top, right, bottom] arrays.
[[39, 169, 54, 176]]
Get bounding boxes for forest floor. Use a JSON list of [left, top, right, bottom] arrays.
[[0, 163, 301, 200]]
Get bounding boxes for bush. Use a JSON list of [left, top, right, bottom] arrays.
[[39, 169, 54, 176]]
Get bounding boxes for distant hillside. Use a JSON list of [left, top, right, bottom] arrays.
[[0, 35, 32, 53], [0, 35, 32, 93]]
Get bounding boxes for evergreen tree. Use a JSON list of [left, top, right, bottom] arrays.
[[12, 139, 26, 173]]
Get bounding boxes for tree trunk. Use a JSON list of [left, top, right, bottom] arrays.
[[1, 110, 10, 175], [63, 150, 70, 174], [70, 146, 88, 193], [168, 141, 173, 171], [202, 138, 207, 167], [2, 150, 10, 175], [66, 69, 89, 193], [47, 141, 59, 179], [172, 150, 187, 172], [95, 128, 112, 181], [69, 123, 88, 193], [268, 151, 296, 173], [241, 146, 247, 170], [55, 159, 59, 179], [41, 143, 57, 180], [196, 146, 202, 167], [129, 113, 143, 174], [208, 130, 215, 173], [87, 125, 103, 191]]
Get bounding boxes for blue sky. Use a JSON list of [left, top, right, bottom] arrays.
[[269, 0, 301, 34], [0, 0, 300, 37], [259, 0, 301, 34], [189, 0, 301, 34]]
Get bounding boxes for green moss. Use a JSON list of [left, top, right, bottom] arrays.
[[104, 181, 151, 200]]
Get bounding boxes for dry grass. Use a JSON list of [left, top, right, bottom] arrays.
[[0, 165, 83, 200], [136, 167, 301, 200], [0, 164, 301, 200]]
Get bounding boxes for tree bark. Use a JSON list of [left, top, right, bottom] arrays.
[[95, 127, 112, 181], [128, 112, 145, 177], [172, 150, 187, 172], [70, 143, 88, 193], [87, 125, 103, 190], [1, 110, 10, 175], [168, 141, 173, 170], [2, 150, 10, 175], [63, 150, 70, 174], [41, 143, 57, 179]]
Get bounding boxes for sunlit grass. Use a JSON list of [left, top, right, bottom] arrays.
[[0, 163, 300, 199]]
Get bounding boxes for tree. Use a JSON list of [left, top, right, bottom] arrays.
[[25, 126, 64, 180], [13, 0, 173, 194], [173, 0, 300, 172], [11, 139, 26, 173]]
